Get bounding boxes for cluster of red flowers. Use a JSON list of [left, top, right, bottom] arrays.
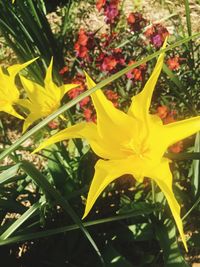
[[144, 23, 169, 48], [74, 29, 95, 60], [97, 48, 125, 72], [96, 0, 120, 24], [127, 12, 147, 32], [156, 105, 183, 153]]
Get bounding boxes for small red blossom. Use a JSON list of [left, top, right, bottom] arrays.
[[79, 96, 90, 108], [96, 0, 106, 11], [156, 105, 168, 119], [83, 108, 93, 121], [126, 60, 146, 81], [59, 66, 68, 75], [169, 141, 183, 153], [167, 56, 180, 71], [127, 12, 147, 32], [77, 29, 88, 46], [101, 56, 118, 71], [105, 89, 119, 107], [68, 87, 84, 99], [74, 29, 89, 59], [48, 120, 59, 130]]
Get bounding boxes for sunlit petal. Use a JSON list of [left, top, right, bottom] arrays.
[[83, 156, 145, 219], [128, 39, 167, 123], [85, 72, 138, 148], [149, 158, 187, 251], [163, 116, 200, 147], [1, 105, 24, 120], [7, 58, 38, 77]]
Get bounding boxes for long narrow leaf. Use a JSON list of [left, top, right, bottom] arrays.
[[0, 201, 43, 240]]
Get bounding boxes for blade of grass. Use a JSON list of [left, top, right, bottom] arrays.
[[0, 34, 199, 163], [191, 132, 200, 197], [184, 0, 195, 66], [0, 163, 21, 185], [0, 201, 43, 240]]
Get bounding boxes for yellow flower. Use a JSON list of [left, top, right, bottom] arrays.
[[33, 43, 200, 251], [0, 59, 36, 120], [19, 58, 78, 132]]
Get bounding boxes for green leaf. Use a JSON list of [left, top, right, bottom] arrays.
[[191, 132, 200, 196], [0, 163, 21, 185], [156, 219, 189, 267], [0, 201, 43, 240]]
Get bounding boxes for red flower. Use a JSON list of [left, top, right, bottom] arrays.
[[169, 141, 183, 153], [105, 89, 119, 107], [101, 56, 118, 71], [48, 120, 59, 130], [74, 44, 88, 58], [144, 23, 169, 48], [156, 105, 168, 119], [77, 29, 88, 46], [96, 0, 106, 11], [59, 66, 68, 75], [127, 13, 135, 24], [127, 12, 147, 32], [79, 96, 90, 108], [83, 108, 93, 121], [167, 56, 180, 71], [126, 60, 146, 81], [144, 26, 155, 37], [74, 29, 89, 59]]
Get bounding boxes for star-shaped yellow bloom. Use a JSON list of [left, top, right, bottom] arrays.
[[0, 58, 36, 120], [19, 58, 78, 133], [33, 43, 200, 251]]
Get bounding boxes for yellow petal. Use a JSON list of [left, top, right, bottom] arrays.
[[44, 57, 53, 88], [7, 58, 38, 77], [33, 122, 117, 158], [85, 72, 138, 155], [150, 158, 187, 251], [1, 105, 24, 120], [83, 156, 145, 219], [128, 39, 167, 123], [20, 75, 44, 103], [164, 116, 200, 147]]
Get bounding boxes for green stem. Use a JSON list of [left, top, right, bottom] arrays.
[[182, 194, 200, 221]]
